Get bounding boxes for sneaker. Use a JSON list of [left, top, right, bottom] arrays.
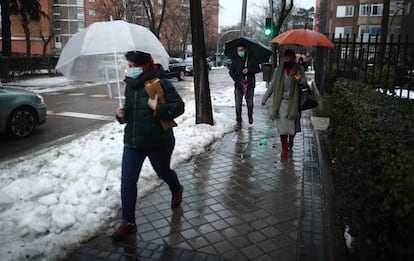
[[111, 222, 137, 241], [171, 185, 183, 208], [248, 115, 253, 124], [234, 122, 242, 130]]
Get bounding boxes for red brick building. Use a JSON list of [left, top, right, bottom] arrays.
[[319, 0, 414, 41], [1, 0, 53, 55], [1, 0, 219, 57]]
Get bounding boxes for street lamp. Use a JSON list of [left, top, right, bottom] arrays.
[[215, 29, 240, 66]]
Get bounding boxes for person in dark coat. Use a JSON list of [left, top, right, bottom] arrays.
[[112, 51, 185, 241], [229, 43, 261, 129]]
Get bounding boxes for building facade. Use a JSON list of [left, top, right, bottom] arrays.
[[1, 0, 54, 55], [324, 0, 413, 41], [1, 0, 218, 57]]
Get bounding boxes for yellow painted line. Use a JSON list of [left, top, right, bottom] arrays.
[[47, 111, 114, 121]]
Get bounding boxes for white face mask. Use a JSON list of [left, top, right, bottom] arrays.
[[127, 67, 143, 78]]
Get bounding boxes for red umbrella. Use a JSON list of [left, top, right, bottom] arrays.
[[270, 29, 334, 48]]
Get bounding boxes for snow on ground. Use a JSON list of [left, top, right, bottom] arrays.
[[0, 71, 268, 260]]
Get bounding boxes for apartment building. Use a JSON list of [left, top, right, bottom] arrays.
[[325, 0, 413, 40], [1, 0, 53, 55], [1, 0, 218, 56]]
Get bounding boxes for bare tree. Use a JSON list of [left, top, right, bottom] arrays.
[[94, 0, 126, 21], [1, 0, 12, 57], [201, 0, 219, 55], [161, 4, 191, 57], [142, 0, 167, 38], [270, 0, 294, 67], [10, 0, 48, 56], [190, 0, 214, 125], [39, 29, 53, 57], [379, 0, 391, 62]]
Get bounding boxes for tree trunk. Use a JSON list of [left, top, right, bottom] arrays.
[[21, 14, 31, 56], [315, 0, 328, 94], [1, 0, 12, 56], [189, 0, 214, 125], [380, 0, 391, 59], [271, 0, 294, 70]]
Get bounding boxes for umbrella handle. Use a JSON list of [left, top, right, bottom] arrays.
[[104, 68, 113, 99], [117, 81, 123, 107]]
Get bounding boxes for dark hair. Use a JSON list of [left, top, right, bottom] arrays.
[[283, 49, 296, 57], [125, 51, 151, 66], [237, 43, 247, 48]]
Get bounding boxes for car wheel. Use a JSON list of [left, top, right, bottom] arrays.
[[7, 107, 37, 138], [177, 70, 185, 81]]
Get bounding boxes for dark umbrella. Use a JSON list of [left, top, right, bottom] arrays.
[[224, 37, 273, 64]]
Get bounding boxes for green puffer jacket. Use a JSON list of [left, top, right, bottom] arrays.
[[119, 67, 184, 148]]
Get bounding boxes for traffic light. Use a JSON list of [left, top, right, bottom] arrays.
[[264, 17, 272, 37]]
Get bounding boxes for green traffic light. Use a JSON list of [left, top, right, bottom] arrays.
[[264, 17, 272, 37]]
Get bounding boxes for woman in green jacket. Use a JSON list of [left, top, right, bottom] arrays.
[[112, 51, 185, 241], [262, 49, 305, 160]]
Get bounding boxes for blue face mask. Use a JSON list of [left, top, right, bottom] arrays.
[[128, 67, 143, 78], [237, 51, 245, 58]]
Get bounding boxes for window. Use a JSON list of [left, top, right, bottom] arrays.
[[389, 25, 401, 37], [89, 9, 95, 17], [344, 27, 352, 36], [89, 0, 95, 2], [55, 36, 62, 49], [335, 27, 352, 38], [337, 5, 354, 17], [360, 4, 383, 16], [359, 25, 382, 37], [340, 48, 350, 59], [53, 6, 60, 16]]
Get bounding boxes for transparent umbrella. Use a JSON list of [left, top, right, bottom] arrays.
[[56, 20, 170, 106]]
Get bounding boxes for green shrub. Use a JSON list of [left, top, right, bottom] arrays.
[[331, 78, 414, 260]]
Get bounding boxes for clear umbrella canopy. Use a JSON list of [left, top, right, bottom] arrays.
[[56, 20, 170, 82], [56, 20, 170, 106]]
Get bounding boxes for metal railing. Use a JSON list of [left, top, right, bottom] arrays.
[[326, 34, 414, 99]]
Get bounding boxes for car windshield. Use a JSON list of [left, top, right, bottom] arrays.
[[184, 57, 193, 63], [169, 58, 183, 64]]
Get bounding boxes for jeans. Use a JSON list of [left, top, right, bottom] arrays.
[[121, 141, 181, 223], [235, 86, 254, 123]]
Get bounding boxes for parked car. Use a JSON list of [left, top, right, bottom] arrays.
[[182, 57, 194, 76], [207, 57, 214, 70], [0, 84, 47, 138], [163, 57, 185, 81]]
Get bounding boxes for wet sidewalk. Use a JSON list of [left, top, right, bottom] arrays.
[[65, 101, 326, 260]]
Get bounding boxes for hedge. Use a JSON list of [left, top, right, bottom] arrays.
[[331, 78, 414, 260]]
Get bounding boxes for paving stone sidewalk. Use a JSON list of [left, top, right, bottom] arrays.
[[65, 101, 325, 261]]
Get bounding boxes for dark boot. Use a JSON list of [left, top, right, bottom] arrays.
[[280, 135, 289, 159], [248, 115, 253, 124], [112, 222, 137, 241], [171, 185, 184, 208], [288, 135, 295, 149]]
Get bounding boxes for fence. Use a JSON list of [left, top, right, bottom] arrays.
[[325, 34, 414, 98], [0, 56, 59, 79]]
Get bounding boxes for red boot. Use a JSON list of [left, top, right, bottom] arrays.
[[280, 135, 289, 159]]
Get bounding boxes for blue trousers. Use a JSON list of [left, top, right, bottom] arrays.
[[234, 87, 254, 123], [121, 141, 181, 223]]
